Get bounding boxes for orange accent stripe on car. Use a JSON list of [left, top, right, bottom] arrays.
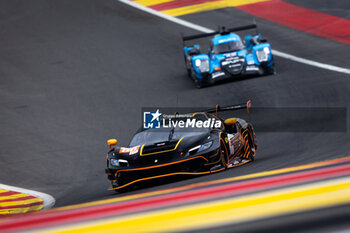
[[110, 168, 225, 191], [112, 155, 210, 189]]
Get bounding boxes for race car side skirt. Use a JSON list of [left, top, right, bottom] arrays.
[[108, 170, 222, 191], [107, 156, 210, 190]]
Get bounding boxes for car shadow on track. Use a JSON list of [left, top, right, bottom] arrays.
[[183, 73, 276, 89]]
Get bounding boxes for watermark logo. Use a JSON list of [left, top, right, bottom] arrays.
[[143, 109, 222, 129], [143, 109, 161, 129], [162, 116, 221, 128]]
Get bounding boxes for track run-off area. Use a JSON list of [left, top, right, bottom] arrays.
[[0, 0, 349, 232], [0, 184, 54, 215]]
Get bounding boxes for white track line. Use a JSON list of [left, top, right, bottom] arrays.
[[0, 184, 55, 210], [119, 0, 350, 75], [272, 50, 350, 74]]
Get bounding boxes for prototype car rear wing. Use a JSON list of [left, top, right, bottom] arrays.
[[205, 100, 252, 115], [182, 24, 257, 42]]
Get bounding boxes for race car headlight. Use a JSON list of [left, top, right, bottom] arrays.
[[263, 47, 270, 54], [198, 140, 213, 152], [188, 140, 213, 155], [110, 159, 129, 167], [110, 159, 119, 166], [256, 47, 270, 62], [195, 59, 210, 73]]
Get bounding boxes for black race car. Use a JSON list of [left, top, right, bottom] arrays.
[[105, 101, 257, 191]]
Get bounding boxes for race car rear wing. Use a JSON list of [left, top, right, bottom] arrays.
[[205, 100, 252, 116], [182, 24, 257, 42]]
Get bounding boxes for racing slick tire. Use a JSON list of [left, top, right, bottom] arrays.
[[246, 131, 256, 161], [194, 79, 204, 89], [220, 141, 229, 169], [265, 65, 276, 75], [190, 68, 204, 89], [184, 55, 192, 77], [264, 56, 276, 75]]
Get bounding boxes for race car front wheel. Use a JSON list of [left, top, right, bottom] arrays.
[[190, 68, 203, 88], [194, 79, 204, 89], [220, 141, 229, 169]]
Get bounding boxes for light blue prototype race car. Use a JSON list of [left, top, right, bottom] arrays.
[[183, 24, 275, 88]]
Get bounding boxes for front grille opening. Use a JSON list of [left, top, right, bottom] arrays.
[[142, 140, 179, 155], [221, 56, 245, 75]]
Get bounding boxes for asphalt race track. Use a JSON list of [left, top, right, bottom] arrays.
[[0, 0, 350, 231]]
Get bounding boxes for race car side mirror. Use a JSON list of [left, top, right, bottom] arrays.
[[224, 118, 237, 125], [246, 100, 252, 113], [107, 139, 117, 148]]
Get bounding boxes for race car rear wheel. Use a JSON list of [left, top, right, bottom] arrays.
[[246, 132, 256, 161], [184, 55, 192, 77]]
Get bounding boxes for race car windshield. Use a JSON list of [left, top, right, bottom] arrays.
[[129, 129, 205, 147], [212, 41, 243, 54]]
